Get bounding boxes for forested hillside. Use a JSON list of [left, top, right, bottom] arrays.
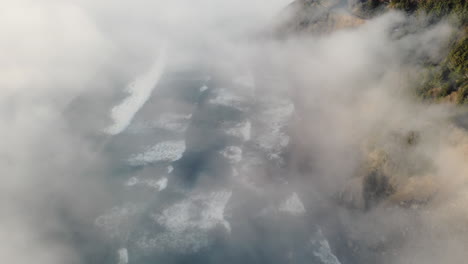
[[357, 0, 467, 103]]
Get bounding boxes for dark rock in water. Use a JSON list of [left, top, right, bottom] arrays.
[[363, 169, 394, 210]]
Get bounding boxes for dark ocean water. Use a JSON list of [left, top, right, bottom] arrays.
[[67, 66, 345, 264]]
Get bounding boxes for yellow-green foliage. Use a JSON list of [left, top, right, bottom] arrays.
[[385, 0, 468, 103], [387, 0, 468, 18], [417, 0, 468, 20], [448, 35, 468, 76], [357, 0, 467, 103], [456, 83, 468, 104], [387, 0, 419, 12]]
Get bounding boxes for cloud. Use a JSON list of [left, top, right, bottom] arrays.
[[1, 0, 467, 263]]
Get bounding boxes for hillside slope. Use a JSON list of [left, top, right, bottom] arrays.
[[283, 0, 467, 103]]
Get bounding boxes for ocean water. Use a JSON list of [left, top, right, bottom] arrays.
[[74, 62, 343, 264]]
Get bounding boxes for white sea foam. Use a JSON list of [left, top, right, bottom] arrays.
[[208, 88, 248, 111], [225, 120, 251, 142], [126, 177, 139, 186], [254, 98, 294, 161], [221, 146, 243, 164], [117, 248, 129, 264], [279, 192, 306, 216], [311, 230, 342, 264], [155, 190, 232, 233], [106, 44, 168, 135], [167, 165, 174, 174], [149, 177, 168, 191], [136, 191, 232, 253], [200, 85, 208, 92], [128, 140, 185, 166], [125, 177, 168, 191], [95, 204, 139, 240]]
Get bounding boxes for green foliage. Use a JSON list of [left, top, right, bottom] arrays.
[[388, 0, 419, 12], [389, 0, 468, 103], [417, 0, 468, 20], [448, 35, 468, 76], [356, 0, 467, 103], [362, 0, 468, 22], [417, 61, 465, 102], [457, 84, 468, 104], [418, 66, 443, 97]]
